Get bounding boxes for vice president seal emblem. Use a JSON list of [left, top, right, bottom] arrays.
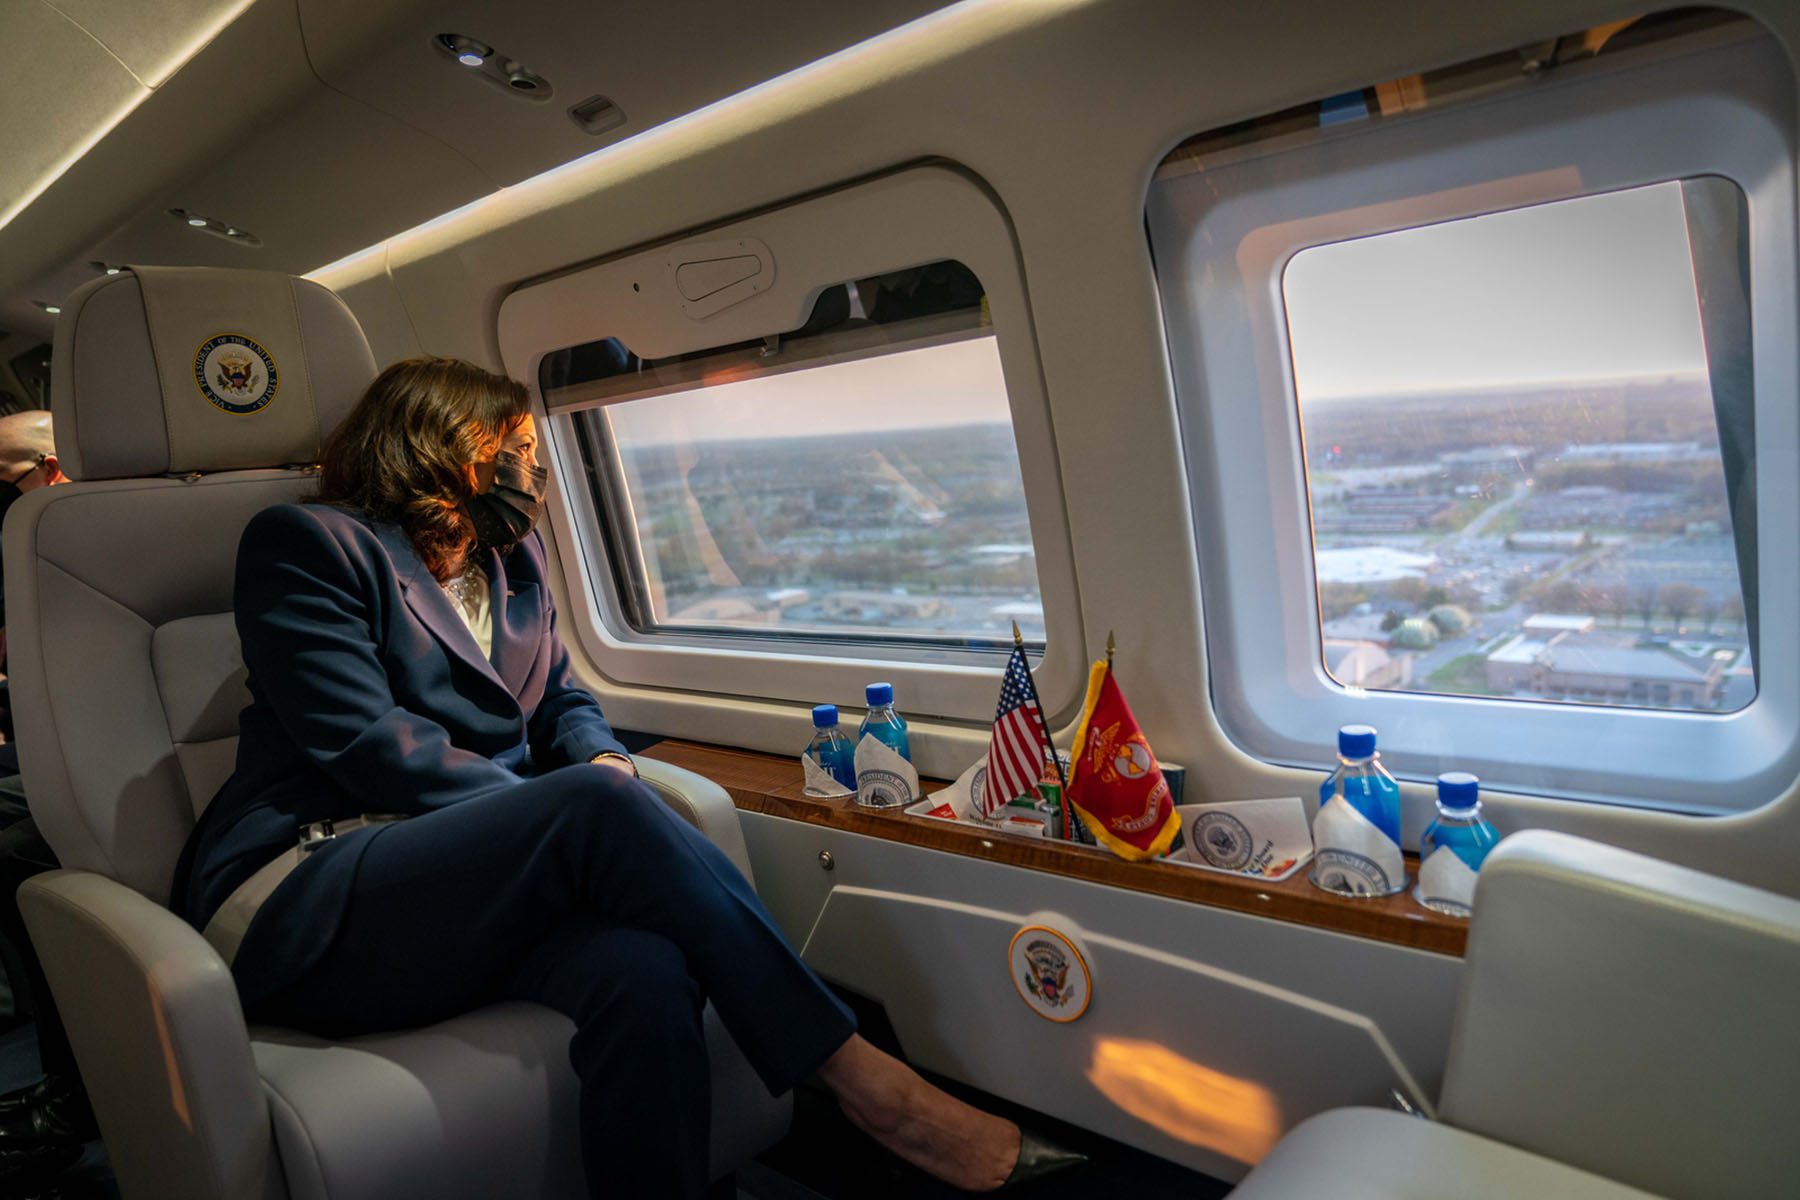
[[194, 333, 278, 415]]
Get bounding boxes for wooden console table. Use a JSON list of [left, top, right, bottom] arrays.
[[644, 739, 1466, 957]]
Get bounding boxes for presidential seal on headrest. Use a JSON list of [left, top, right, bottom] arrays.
[[194, 333, 278, 415]]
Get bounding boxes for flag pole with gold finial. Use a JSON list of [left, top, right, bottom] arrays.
[[1014, 621, 1072, 838]]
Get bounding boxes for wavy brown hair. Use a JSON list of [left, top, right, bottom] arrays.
[[315, 357, 530, 581]]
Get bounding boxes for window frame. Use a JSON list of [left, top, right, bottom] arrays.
[[497, 164, 1086, 725], [1146, 23, 1799, 814], [561, 291, 1041, 654]]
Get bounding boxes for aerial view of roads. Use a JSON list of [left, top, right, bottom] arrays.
[[1304, 375, 1752, 713], [596, 420, 1047, 646]]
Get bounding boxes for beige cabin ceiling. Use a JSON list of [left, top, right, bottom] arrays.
[[0, 0, 952, 340]]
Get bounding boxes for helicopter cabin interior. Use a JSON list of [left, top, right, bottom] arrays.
[[0, 1, 1795, 1198]]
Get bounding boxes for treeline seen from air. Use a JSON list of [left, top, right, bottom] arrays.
[[1302, 376, 1721, 467]]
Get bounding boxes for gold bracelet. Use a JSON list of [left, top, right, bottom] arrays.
[[590, 751, 638, 776]]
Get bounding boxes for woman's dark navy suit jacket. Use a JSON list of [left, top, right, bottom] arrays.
[[173, 501, 629, 1002]]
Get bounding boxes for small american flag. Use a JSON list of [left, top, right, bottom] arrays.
[[982, 645, 1050, 818]]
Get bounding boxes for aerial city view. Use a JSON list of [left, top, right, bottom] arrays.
[[1303, 374, 1751, 713], [1282, 179, 1754, 715], [595, 418, 1042, 645], [584, 332, 1047, 648]]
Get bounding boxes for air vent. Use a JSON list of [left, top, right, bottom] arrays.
[[433, 33, 552, 102], [568, 94, 626, 136]]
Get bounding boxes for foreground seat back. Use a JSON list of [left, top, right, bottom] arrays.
[[1440, 829, 1800, 1200], [1232, 831, 1800, 1199], [12, 267, 373, 905]]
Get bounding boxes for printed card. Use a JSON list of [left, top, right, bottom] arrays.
[[1174, 797, 1314, 880]]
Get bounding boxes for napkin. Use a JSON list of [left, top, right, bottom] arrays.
[[854, 736, 920, 807], [801, 752, 853, 798], [923, 758, 1060, 838], [1415, 846, 1480, 916], [932, 758, 984, 819], [1177, 797, 1312, 877], [1311, 795, 1406, 895]]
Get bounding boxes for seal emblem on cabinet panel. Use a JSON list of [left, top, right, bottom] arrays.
[[194, 333, 278, 414], [1008, 924, 1091, 1022]]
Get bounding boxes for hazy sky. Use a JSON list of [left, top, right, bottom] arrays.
[[605, 335, 1011, 445], [1283, 180, 1711, 402]]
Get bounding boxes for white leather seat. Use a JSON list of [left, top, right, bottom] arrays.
[[4, 266, 790, 1200], [1233, 831, 1800, 1200], [1230, 1107, 1660, 1199]]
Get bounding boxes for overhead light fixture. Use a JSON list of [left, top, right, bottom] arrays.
[[434, 33, 551, 101], [168, 208, 262, 247], [89, 261, 126, 275], [437, 33, 493, 66], [34, 301, 61, 315]]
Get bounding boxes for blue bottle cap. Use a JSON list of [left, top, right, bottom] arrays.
[[812, 704, 838, 728], [1337, 724, 1377, 758], [1437, 771, 1480, 811], [866, 682, 894, 706]]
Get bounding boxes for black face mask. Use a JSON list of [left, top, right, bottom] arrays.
[[0, 481, 22, 531], [0, 459, 43, 530], [465, 450, 548, 553]]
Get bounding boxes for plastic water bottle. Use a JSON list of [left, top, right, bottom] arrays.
[[1414, 772, 1501, 918], [858, 682, 912, 761], [804, 704, 856, 790], [1317, 724, 1402, 846], [1310, 723, 1407, 897]]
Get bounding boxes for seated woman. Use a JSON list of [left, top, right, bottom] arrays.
[[172, 358, 1072, 1197]]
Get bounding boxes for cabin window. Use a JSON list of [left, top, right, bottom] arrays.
[[1285, 180, 1755, 715], [1147, 10, 1799, 814], [541, 262, 1046, 653]]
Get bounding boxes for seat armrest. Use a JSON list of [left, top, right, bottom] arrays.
[[19, 869, 284, 1200], [1442, 830, 1800, 1200], [636, 756, 757, 886]]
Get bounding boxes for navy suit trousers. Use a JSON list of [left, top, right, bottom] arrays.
[[238, 763, 856, 1198]]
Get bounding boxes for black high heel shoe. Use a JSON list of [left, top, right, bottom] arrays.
[[0, 1076, 98, 1145], [999, 1127, 1090, 1189]]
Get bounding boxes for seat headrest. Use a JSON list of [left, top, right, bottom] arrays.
[[50, 267, 377, 481]]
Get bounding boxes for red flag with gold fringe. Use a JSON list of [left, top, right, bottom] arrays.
[[1065, 659, 1179, 861]]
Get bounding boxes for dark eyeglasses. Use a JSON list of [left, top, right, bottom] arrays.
[[4, 453, 47, 487]]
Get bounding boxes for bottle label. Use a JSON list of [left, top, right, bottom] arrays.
[[1416, 846, 1479, 915], [1311, 795, 1405, 895]]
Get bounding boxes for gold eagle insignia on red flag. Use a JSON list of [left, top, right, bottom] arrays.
[[1066, 660, 1179, 861]]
